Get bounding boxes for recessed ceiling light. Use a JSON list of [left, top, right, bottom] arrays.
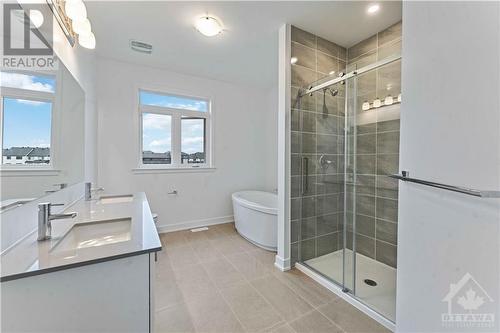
[[290, 57, 298, 64], [367, 4, 380, 14], [195, 16, 223, 37]]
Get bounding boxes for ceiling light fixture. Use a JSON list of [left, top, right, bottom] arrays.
[[195, 16, 223, 37], [290, 57, 298, 64], [367, 4, 380, 14]]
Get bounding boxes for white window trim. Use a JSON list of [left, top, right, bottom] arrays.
[[137, 88, 214, 172], [0, 71, 59, 174]]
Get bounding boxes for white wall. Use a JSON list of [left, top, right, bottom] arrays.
[[96, 58, 277, 231], [397, 2, 500, 332]]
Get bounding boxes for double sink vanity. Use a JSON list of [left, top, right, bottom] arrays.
[[1, 191, 162, 332]]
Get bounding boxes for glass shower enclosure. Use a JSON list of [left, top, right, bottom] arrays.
[[291, 55, 401, 322]]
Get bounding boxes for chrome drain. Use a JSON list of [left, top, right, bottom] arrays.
[[364, 279, 377, 286]]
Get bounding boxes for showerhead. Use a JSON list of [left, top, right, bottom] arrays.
[[324, 88, 338, 97]]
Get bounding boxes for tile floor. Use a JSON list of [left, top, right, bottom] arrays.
[[155, 223, 390, 333]]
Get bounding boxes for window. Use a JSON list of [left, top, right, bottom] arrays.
[[1, 72, 55, 167], [139, 90, 211, 168]]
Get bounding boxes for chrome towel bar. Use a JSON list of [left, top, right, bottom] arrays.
[[389, 171, 500, 198]]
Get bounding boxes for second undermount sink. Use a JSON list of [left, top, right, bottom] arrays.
[[99, 194, 134, 204], [51, 218, 132, 253]]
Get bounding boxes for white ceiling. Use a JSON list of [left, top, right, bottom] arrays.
[[87, 1, 401, 89]]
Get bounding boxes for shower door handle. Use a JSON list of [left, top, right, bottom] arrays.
[[302, 157, 309, 195]]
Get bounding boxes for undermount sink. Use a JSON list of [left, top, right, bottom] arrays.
[[99, 194, 134, 204], [51, 218, 132, 253]]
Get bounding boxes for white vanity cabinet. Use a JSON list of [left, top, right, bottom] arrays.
[[1, 252, 156, 332]]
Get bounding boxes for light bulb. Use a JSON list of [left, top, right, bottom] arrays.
[[72, 18, 91, 35], [397, 93, 402, 102], [290, 57, 298, 64], [79, 31, 95, 49], [65, 0, 87, 22], [367, 4, 380, 14], [195, 16, 223, 37], [373, 98, 382, 108], [29, 10, 44, 28], [362, 101, 370, 111], [384, 95, 394, 105]]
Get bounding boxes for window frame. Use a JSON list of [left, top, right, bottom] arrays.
[[137, 88, 213, 171], [0, 70, 59, 172]]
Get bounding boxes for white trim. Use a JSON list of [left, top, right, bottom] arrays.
[[0, 168, 61, 177], [295, 263, 396, 332], [156, 215, 233, 233], [132, 167, 216, 174], [274, 255, 291, 271]]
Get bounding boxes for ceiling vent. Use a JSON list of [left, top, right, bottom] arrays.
[[130, 40, 153, 54]]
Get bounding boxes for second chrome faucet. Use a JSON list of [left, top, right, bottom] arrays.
[[38, 203, 77, 241]]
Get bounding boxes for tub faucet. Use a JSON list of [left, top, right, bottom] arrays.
[[38, 203, 77, 241], [85, 182, 104, 201]]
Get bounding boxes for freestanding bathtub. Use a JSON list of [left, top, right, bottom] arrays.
[[232, 191, 277, 251]]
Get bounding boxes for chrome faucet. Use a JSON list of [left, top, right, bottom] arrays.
[[38, 203, 77, 241], [84, 182, 104, 201]]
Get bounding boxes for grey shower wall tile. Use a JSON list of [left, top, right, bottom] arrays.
[[376, 219, 397, 245], [376, 153, 399, 176], [302, 175, 317, 197], [291, 220, 300, 243], [317, 134, 338, 154], [356, 194, 376, 217], [317, 213, 339, 235], [291, 42, 316, 70], [376, 197, 398, 223], [316, 174, 343, 194], [376, 175, 399, 200], [300, 238, 317, 261], [303, 154, 319, 176], [291, 65, 317, 88], [356, 154, 376, 175], [356, 175, 375, 196], [291, 109, 300, 131], [377, 131, 400, 154], [377, 119, 400, 132], [317, 233, 338, 257], [356, 234, 375, 259], [356, 70, 377, 96], [291, 198, 301, 220], [301, 196, 316, 218], [291, 26, 316, 48], [292, 86, 316, 111], [301, 217, 317, 240], [302, 111, 316, 133], [347, 50, 377, 72], [348, 34, 377, 60], [377, 61, 401, 97], [317, 36, 344, 58], [291, 176, 301, 198], [291, 132, 301, 154], [357, 123, 377, 135], [291, 154, 301, 176], [317, 52, 339, 75], [356, 214, 376, 238], [378, 39, 401, 61], [376, 241, 397, 268], [316, 114, 339, 135], [356, 133, 376, 154], [302, 133, 317, 154], [317, 194, 340, 215], [378, 21, 402, 46]]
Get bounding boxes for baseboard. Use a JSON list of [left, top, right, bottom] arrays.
[[274, 255, 291, 271], [157, 215, 234, 234], [295, 263, 396, 332]]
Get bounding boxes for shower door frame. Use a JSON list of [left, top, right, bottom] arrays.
[[295, 52, 402, 323]]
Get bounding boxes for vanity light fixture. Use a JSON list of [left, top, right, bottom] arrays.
[[290, 57, 298, 64], [384, 95, 394, 105], [373, 97, 382, 108], [195, 16, 223, 37], [397, 93, 402, 102], [362, 101, 370, 111], [367, 4, 380, 14]]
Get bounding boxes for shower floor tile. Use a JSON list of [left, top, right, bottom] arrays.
[[306, 249, 396, 322]]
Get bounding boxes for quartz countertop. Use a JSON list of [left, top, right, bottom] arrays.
[[1, 192, 162, 282]]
